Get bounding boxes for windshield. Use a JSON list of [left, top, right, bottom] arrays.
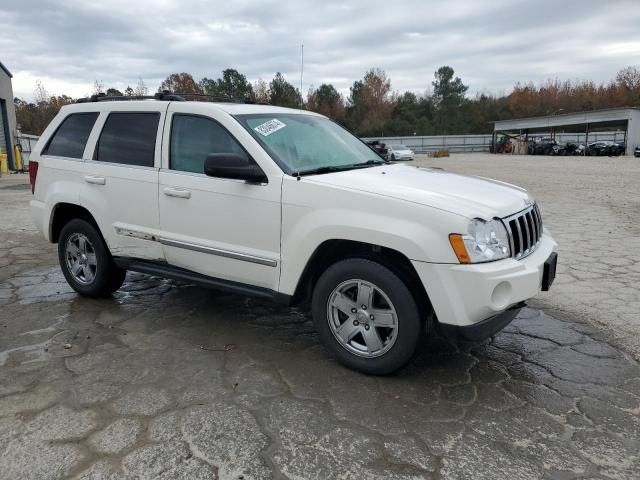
[[393, 145, 408, 149], [235, 113, 384, 175]]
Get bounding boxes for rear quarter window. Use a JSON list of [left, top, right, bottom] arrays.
[[42, 113, 99, 158], [94, 112, 160, 167]]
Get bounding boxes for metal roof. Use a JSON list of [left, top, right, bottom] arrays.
[[0, 61, 12, 78], [493, 107, 640, 131]]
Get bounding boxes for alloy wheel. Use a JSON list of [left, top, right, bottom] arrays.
[[65, 233, 98, 285], [326, 279, 399, 358]]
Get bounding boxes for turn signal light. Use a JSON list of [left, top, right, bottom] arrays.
[[449, 234, 471, 264]]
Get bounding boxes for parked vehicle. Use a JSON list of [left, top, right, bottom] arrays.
[[387, 145, 415, 161], [572, 143, 586, 156], [586, 141, 615, 156], [564, 142, 581, 156], [528, 137, 561, 155], [608, 142, 625, 156], [635, 145, 640, 157], [29, 94, 558, 375], [490, 136, 513, 154], [365, 140, 389, 161]]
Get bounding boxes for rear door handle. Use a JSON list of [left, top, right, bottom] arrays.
[[163, 187, 191, 199], [84, 175, 106, 185]]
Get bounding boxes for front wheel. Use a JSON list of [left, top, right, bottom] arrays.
[[311, 258, 423, 375], [58, 219, 126, 297], [390, 154, 396, 161]]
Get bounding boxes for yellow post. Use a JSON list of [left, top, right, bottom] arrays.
[[14, 145, 23, 171], [0, 152, 8, 174]]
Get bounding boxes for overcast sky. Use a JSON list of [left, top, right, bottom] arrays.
[[2, 0, 640, 101]]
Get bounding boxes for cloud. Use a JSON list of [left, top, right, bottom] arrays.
[[2, 0, 639, 100]]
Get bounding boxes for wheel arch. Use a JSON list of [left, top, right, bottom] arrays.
[[50, 203, 102, 244], [290, 239, 433, 322]]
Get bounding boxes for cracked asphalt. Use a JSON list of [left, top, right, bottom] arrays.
[[1, 154, 640, 480]]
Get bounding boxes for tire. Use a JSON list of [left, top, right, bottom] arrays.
[[311, 258, 423, 375], [58, 219, 126, 297], [391, 154, 396, 161]]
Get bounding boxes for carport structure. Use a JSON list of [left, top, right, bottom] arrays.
[[493, 107, 640, 155]]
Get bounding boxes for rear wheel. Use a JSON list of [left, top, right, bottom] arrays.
[[311, 258, 422, 375], [58, 219, 126, 297]]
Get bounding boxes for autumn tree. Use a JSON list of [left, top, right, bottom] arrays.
[[346, 68, 394, 136], [269, 73, 302, 108], [306, 84, 345, 120], [616, 66, 640, 105], [14, 81, 74, 135], [159, 73, 202, 94]]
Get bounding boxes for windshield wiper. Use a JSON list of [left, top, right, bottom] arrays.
[[297, 160, 385, 177], [297, 165, 351, 176]]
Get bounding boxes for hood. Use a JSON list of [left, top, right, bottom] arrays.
[[305, 164, 533, 219]]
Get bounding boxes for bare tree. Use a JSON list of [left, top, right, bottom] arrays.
[[252, 78, 270, 103], [34, 80, 49, 103], [134, 78, 149, 96], [93, 80, 105, 95]]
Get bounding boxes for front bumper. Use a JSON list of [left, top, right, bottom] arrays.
[[439, 302, 525, 341], [412, 233, 557, 327]]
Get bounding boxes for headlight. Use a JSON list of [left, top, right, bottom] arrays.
[[449, 219, 510, 264]]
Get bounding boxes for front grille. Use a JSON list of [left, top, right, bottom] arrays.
[[502, 204, 543, 259]]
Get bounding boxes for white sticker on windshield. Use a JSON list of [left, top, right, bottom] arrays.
[[254, 118, 286, 137]]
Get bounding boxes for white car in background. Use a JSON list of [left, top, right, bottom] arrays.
[[29, 93, 557, 375], [387, 145, 415, 161]]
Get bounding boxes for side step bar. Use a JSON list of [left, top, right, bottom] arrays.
[[113, 257, 292, 304]]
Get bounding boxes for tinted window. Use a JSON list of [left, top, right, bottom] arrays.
[[170, 115, 245, 174], [95, 113, 159, 167], [43, 113, 98, 158]]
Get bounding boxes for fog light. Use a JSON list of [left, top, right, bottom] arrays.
[[491, 282, 512, 310]]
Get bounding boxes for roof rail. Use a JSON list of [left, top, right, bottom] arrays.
[[171, 92, 257, 104], [75, 90, 266, 105], [76, 90, 185, 103]]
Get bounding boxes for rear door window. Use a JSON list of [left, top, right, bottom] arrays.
[[43, 113, 99, 158], [94, 113, 160, 167]]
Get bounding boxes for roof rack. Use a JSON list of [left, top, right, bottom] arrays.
[[76, 90, 259, 104], [76, 90, 185, 103], [172, 92, 254, 104]]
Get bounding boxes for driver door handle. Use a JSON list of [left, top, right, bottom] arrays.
[[163, 187, 191, 199]]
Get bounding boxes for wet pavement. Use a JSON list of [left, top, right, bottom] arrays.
[[1, 163, 640, 479]]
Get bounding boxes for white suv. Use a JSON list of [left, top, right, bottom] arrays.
[[29, 93, 558, 374]]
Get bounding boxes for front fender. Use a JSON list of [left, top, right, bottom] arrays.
[[279, 177, 465, 295]]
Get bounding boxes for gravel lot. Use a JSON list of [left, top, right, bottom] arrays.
[[1, 154, 639, 480]]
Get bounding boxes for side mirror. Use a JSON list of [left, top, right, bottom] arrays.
[[204, 153, 267, 183]]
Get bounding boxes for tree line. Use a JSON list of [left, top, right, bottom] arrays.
[[14, 66, 640, 137]]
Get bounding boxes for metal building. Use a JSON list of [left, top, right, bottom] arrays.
[[0, 61, 17, 169], [493, 107, 640, 156]]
